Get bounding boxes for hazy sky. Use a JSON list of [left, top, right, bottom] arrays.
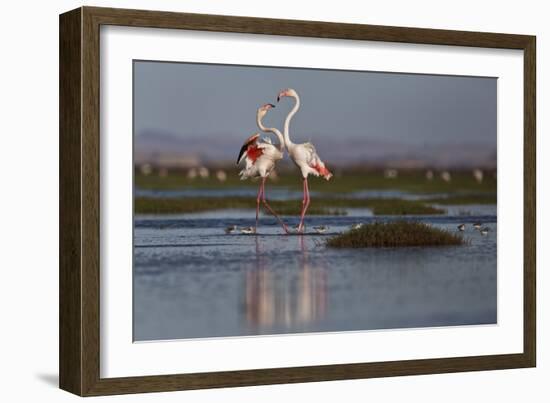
[[134, 60, 497, 165]]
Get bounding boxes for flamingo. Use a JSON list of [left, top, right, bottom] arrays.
[[277, 88, 332, 233], [236, 103, 289, 234]]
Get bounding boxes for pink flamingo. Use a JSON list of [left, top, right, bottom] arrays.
[[277, 88, 332, 233], [237, 104, 289, 234]]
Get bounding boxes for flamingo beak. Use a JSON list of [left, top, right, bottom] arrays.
[[268, 103, 275, 108], [276, 95, 280, 102]]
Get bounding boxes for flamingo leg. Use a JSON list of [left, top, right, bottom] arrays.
[[260, 177, 289, 234], [255, 179, 264, 232], [297, 179, 306, 232], [298, 177, 310, 233]]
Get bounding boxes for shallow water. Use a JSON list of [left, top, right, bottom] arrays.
[[135, 186, 489, 202], [135, 187, 308, 200], [133, 210, 497, 341]]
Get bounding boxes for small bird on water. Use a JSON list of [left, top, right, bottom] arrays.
[[224, 225, 238, 234], [480, 227, 490, 236], [473, 222, 482, 230], [313, 225, 329, 234], [351, 223, 364, 230], [240, 226, 256, 235], [457, 224, 465, 232]]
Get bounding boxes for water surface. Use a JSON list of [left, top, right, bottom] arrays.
[[133, 212, 497, 341]]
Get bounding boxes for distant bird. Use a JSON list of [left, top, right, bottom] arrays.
[[237, 104, 289, 234], [473, 169, 484, 184], [140, 163, 152, 176], [480, 227, 489, 236], [277, 88, 333, 233], [313, 225, 329, 234], [240, 226, 256, 235], [457, 224, 465, 232], [384, 168, 398, 179], [351, 223, 364, 230], [473, 222, 482, 230], [216, 170, 227, 182], [187, 167, 198, 179], [224, 225, 238, 234], [441, 171, 452, 182], [198, 166, 210, 179]]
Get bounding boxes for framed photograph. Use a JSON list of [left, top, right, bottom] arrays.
[[59, 6, 536, 396]]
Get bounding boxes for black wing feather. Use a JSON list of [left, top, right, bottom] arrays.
[[236, 133, 260, 165], [236, 144, 248, 164]]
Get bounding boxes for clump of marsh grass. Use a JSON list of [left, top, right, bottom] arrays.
[[326, 221, 465, 248]]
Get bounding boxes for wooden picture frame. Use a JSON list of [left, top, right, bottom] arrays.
[[59, 6, 536, 396]]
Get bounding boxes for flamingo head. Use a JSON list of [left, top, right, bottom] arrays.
[[257, 103, 275, 118], [319, 165, 333, 181], [277, 88, 297, 102], [312, 161, 333, 181]]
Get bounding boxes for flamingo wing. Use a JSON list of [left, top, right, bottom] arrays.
[[302, 142, 317, 157], [303, 142, 332, 179], [237, 133, 261, 165]]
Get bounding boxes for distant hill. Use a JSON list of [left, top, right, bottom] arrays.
[[135, 130, 496, 169]]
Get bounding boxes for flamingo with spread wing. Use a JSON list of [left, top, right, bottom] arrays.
[[237, 104, 289, 234]]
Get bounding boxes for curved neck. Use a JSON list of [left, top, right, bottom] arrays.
[[257, 113, 285, 151], [283, 94, 300, 147]]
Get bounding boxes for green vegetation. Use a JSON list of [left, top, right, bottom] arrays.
[[354, 199, 443, 215], [136, 197, 247, 214], [135, 169, 497, 195], [266, 203, 346, 216], [134, 168, 496, 216], [134, 196, 444, 216], [326, 221, 466, 248], [135, 197, 345, 215], [282, 197, 444, 215], [425, 193, 497, 205]]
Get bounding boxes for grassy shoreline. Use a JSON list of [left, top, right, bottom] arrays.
[[134, 171, 496, 216], [326, 221, 466, 248], [134, 196, 445, 216]]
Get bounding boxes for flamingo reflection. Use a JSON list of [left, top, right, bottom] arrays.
[[245, 236, 327, 331]]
